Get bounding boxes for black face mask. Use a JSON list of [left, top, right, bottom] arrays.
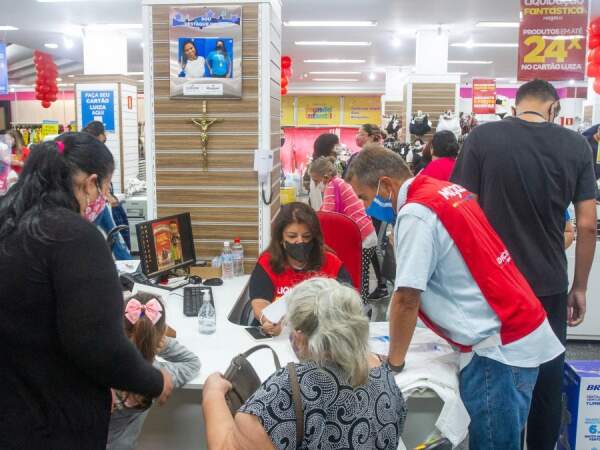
[[284, 241, 314, 264]]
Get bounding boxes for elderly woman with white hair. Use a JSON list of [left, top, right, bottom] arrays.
[[202, 278, 407, 450]]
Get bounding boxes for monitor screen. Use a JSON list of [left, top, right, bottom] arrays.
[[136, 213, 196, 278]]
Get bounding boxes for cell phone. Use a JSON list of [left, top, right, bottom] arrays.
[[244, 326, 273, 341]]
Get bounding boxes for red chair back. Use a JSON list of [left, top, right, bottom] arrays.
[[317, 211, 362, 290]]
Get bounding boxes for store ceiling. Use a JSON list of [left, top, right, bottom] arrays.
[[1, 0, 598, 90]]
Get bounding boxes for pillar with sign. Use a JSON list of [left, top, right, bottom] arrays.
[[74, 75, 139, 194]]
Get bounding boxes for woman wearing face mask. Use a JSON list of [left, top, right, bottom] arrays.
[[309, 157, 380, 302], [248, 202, 351, 336], [0, 133, 173, 449], [303, 133, 342, 210], [203, 278, 407, 450]]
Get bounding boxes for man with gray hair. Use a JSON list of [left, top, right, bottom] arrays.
[[347, 145, 564, 450]]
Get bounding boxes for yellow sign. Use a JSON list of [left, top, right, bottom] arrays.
[[41, 120, 59, 139], [281, 96, 295, 126], [343, 96, 381, 126], [297, 96, 340, 126], [597, 141, 600, 164]]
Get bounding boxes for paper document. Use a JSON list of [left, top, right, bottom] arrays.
[[261, 297, 288, 324], [115, 260, 141, 274]]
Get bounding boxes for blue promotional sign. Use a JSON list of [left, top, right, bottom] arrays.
[[0, 42, 8, 95], [81, 90, 115, 132]]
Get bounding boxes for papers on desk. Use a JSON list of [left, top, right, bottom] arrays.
[[261, 296, 288, 324], [115, 260, 141, 274]]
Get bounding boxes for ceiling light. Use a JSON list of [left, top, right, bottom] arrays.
[[392, 36, 401, 48], [86, 24, 143, 31], [476, 22, 520, 28], [126, 72, 144, 75], [569, 79, 575, 85], [368, 72, 376, 80], [63, 36, 74, 49], [295, 41, 371, 46], [140, 42, 145, 48], [312, 78, 360, 82], [448, 60, 493, 65], [284, 20, 377, 27], [67, 74, 75, 78], [0, 26, 18, 31], [451, 42, 518, 48], [309, 71, 362, 75], [56, 77, 62, 82], [304, 59, 366, 64], [44, 43, 59, 49], [303, 73, 308, 78]]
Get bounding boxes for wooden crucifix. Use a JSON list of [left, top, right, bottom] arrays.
[[191, 101, 223, 169]]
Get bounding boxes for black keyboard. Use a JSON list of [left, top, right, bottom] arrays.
[[183, 286, 214, 317]]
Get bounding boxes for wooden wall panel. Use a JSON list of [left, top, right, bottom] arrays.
[[156, 171, 256, 187], [156, 151, 254, 169], [155, 134, 258, 150], [157, 189, 257, 205]]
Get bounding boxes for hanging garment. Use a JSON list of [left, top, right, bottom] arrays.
[[409, 114, 431, 136]]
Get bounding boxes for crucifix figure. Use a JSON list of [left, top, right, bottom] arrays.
[[191, 101, 223, 169]]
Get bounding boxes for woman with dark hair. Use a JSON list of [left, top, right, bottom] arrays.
[[180, 40, 205, 78], [419, 130, 459, 181], [248, 202, 351, 336], [0, 132, 173, 449], [304, 133, 342, 209], [313, 132, 339, 159], [207, 39, 232, 78]]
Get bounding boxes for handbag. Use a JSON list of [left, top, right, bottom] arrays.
[[223, 345, 281, 413], [287, 362, 304, 448]]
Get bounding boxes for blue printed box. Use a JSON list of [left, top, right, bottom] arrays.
[[559, 360, 600, 450]]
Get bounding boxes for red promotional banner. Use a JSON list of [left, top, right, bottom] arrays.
[[472, 79, 497, 114], [518, 0, 589, 81]]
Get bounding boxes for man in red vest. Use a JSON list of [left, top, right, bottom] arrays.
[[347, 145, 564, 450]]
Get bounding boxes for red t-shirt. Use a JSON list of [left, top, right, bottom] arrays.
[[419, 157, 456, 181], [11, 147, 30, 175]]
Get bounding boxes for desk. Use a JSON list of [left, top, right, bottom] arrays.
[[132, 277, 468, 449]]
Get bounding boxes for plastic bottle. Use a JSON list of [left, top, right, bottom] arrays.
[[197, 294, 216, 334], [221, 241, 234, 279], [232, 238, 244, 277]]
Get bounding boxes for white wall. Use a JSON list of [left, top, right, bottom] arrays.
[[10, 98, 76, 124]]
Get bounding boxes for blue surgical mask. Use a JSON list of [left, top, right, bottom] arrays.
[[366, 180, 397, 225]]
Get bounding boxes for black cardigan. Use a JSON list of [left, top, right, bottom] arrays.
[[0, 208, 163, 449]]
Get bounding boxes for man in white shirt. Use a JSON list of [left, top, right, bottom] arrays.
[[182, 40, 205, 79], [347, 146, 564, 450]]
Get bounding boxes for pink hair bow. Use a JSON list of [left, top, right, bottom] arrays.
[[125, 298, 163, 325], [56, 141, 65, 155]]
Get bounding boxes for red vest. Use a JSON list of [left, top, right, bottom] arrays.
[[405, 176, 547, 352], [258, 251, 343, 301]]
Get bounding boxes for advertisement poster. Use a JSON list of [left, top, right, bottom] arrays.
[[281, 96, 295, 126], [169, 6, 242, 98], [0, 42, 8, 95], [518, 0, 588, 81], [41, 120, 59, 139], [151, 218, 183, 271], [472, 79, 497, 114], [297, 96, 340, 127], [81, 90, 115, 132], [343, 96, 381, 126]]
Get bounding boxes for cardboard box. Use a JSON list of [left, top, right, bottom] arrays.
[[558, 360, 600, 450]]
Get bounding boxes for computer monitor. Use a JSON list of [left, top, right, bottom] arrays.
[[136, 213, 196, 278]]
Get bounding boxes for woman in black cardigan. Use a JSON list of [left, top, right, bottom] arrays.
[[0, 133, 172, 449]]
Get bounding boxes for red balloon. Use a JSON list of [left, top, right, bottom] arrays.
[[281, 55, 292, 70], [591, 18, 600, 36], [281, 86, 288, 96], [283, 67, 292, 78], [591, 48, 600, 64], [41, 101, 52, 109], [40, 85, 50, 94], [590, 35, 600, 50], [49, 95, 57, 102], [588, 63, 600, 78], [281, 77, 289, 88], [35, 92, 43, 101]]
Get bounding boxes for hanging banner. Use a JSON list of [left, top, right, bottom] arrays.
[[41, 120, 59, 139], [518, 0, 588, 81], [281, 95, 295, 126], [343, 96, 381, 126], [472, 79, 497, 114], [81, 90, 115, 132], [297, 96, 340, 127], [0, 42, 8, 95], [169, 5, 242, 98]]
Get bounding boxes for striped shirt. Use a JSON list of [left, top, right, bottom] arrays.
[[321, 177, 375, 241]]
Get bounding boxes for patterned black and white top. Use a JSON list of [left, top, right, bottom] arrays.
[[239, 361, 406, 449]]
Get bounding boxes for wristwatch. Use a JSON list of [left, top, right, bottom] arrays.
[[388, 360, 406, 373]]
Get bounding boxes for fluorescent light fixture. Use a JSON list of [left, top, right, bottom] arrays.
[[0, 26, 18, 31], [126, 71, 144, 75], [448, 60, 493, 64], [476, 22, 520, 28], [140, 42, 145, 48], [56, 77, 62, 82], [451, 42, 518, 48], [86, 24, 143, 30], [295, 41, 371, 46], [44, 43, 59, 49], [63, 36, 74, 49], [284, 20, 377, 27], [304, 59, 366, 64], [368, 72, 376, 80], [309, 71, 362, 75], [67, 74, 75, 78], [312, 78, 360, 82], [392, 36, 401, 47], [569, 79, 575, 85]]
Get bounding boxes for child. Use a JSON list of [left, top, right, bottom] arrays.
[[107, 292, 201, 450]]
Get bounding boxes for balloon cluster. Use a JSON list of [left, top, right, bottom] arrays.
[[33, 51, 59, 109], [588, 18, 600, 94], [281, 55, 292, 96]]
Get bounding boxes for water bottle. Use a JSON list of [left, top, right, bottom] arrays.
[[197, 294, 216, 334], [232, 238, 244, 277], [221, 241, 234, 279]]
